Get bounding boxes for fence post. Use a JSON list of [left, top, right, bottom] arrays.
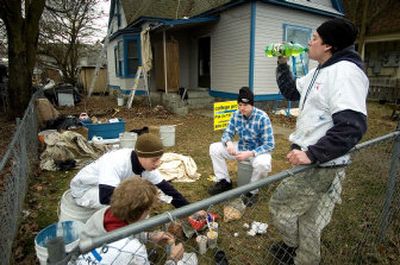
[[379, 122, 400, 241]]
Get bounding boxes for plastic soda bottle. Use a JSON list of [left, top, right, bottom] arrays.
[[264, 43, 308, 57]]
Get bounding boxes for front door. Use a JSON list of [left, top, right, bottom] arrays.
[[198, 37, 210, 88]]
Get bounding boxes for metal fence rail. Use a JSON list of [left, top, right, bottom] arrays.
[[52, 131, 400, 265], [0, 91, 41, 265]]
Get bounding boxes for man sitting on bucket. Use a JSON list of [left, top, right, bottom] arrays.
[[208, 86, 275, 206]]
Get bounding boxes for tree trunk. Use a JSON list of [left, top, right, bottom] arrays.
[[357, 0, 369, 58], [0, 0, 45, 119]]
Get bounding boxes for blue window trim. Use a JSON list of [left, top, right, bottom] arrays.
[[331, 0, 345, 13], [113, 34, 142, 78], [248, 1, 256, 92], [209, 89, 284, 101], [122, 34, 142, 78]]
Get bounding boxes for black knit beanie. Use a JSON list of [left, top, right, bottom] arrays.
[[237, 86, 254, 105], [135, 133, 164, 158], [316, 18, 358, 53]]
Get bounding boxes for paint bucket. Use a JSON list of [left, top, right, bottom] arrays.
[[237, 160, 253, 187], [117, 97, 125, 106], [34, 220, 83, 265], [119, 132, 138, 149], [59, 189, 97, 223], [159, 125, 175, 147]]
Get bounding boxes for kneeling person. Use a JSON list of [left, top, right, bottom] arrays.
[[77, 177, 184, 264], [70, 133, 189, 209]]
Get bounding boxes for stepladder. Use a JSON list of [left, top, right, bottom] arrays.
[[126, 66, 152, 108]]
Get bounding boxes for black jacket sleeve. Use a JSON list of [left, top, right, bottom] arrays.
[[305, 110, 367, 163], [99, 184, 115, 205], [156, 180, 190, 208], [276, 63, 300, 101]]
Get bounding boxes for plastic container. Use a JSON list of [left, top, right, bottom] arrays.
[[57, 88, 75, 106], [159, 125, 175, 147], [264, 42, 308, 57], [58, 189, 97, 223], [34, 220, 83, 265], [237, 160, 253, 187], [119, 132, 137, 149], [82, 119, 125, 140], [117, 97, 125, 106]]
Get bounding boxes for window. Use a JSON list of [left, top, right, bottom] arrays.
[[114, 41, 124, 76], [113, 35, 141, 78], [283, 24, 311, 77], [127, 40, 139, 76]]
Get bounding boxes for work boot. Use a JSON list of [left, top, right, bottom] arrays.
[[208, 180, 232, 195], [242, 192, 259, 207], [269, 241, 297, 265]]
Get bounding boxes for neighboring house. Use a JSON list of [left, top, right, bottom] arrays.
[[78, 43, 108, 94], [106, 0, 344, 112], [345, 1, 400, 103]]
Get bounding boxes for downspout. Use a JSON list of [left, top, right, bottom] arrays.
[[163, 30, 168, 94], [248, 1, 256, 92]]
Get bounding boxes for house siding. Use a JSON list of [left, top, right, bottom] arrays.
[[253, 3, 328, 95], [210, 4, 251, 93]]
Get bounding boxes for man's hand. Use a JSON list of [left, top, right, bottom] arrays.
[[287, 149, 312, 165], [235, 151, 254, 161], [226, 141, 237, 156], [149, 231, 174, 245], [190, 210, 207, 219], [277, 56, 288, 65], [169, 242, 184, 262]]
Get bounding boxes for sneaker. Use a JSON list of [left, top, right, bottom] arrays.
[[215, 250, 229, 265], [208, 180, 232, 195], [269, 241, 297, 265], [242, 192, 259, 207]]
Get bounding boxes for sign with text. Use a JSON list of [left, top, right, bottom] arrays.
[[214, 101, 238, 131]]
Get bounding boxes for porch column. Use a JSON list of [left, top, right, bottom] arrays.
[[163, 30, 168, 94]]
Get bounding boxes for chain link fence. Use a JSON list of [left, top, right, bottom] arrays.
[[0, 90, 41, 265], [48, 131, 400, 265]]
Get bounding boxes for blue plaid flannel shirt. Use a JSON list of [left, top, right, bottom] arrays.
[[221, 107, 274, 156]]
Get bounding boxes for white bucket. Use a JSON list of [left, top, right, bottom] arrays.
[[119, 132, 138, 149], [117, 97, 125, 106], [237, 160, 253, 187], [159, 125, 176, 147], [59, 189, 97, 223], [34, 220, 83, 265]]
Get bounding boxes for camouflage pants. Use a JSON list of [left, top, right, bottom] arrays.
[[269, 167, 346, 265]]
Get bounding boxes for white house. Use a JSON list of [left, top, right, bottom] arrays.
[[105, 0, 344, 111]]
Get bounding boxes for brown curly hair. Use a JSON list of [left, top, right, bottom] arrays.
[[110, 177, 157, 223]]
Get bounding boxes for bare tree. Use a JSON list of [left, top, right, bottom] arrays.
[[0, 0, 46, 118], [343, 0, 395, 56], [0, 20, 6, 60], [38, 0, 104, 85]]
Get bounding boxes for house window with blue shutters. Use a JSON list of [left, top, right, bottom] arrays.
[[113, 35, 141, 78], [283, 24, 311, 77], [126, 39, 140, 76]]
